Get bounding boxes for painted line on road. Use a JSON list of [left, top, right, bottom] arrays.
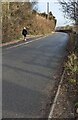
[[4, 35, 48, 50], [48, 69, 65, 119]]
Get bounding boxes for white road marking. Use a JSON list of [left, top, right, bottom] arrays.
[[5, 35, 48, 50], [48, 70, 65, 119]]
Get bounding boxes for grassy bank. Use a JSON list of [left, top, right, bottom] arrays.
[[2, 2, 56, 43], [64, 31, 78, 118]]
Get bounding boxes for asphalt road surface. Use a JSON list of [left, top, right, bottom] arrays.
[[2, 32, 69, 118]]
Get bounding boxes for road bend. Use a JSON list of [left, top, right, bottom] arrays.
[[2, 32, 69, 118]]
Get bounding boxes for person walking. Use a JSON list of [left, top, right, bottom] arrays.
[[22, 27, 27, 41]]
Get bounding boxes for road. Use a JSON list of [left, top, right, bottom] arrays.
[[2, 32, 69, 118]]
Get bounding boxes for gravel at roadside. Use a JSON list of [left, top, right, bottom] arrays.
[[51, 70, 75, 118]]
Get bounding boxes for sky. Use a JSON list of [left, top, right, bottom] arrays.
[[36, 0, 73, 27]]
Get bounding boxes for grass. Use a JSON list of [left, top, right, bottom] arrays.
[[65, 31, 78, 117]]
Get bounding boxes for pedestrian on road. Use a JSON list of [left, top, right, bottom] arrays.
[[22, 27, 27, 41]]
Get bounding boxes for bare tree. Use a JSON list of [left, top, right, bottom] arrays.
[[58, 0, 78, 24]]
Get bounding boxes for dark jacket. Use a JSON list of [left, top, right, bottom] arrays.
[[22, 29, 27, 36]]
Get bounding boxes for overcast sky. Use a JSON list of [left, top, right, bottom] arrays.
[[36, 0, 73, 27]]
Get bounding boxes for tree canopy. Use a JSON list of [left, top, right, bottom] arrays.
[[59, 0, 78, 25]]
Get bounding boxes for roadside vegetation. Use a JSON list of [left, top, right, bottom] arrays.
[[53, 27, 78, 118], [1, 2, 56, 43], [58, 0, 78, 117], [64, 28, 78, 118]]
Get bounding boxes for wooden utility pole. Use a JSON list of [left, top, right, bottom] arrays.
[[47, 2, 49, 14]]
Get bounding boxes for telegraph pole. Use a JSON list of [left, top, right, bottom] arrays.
[[47, 2, 49, 14]]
